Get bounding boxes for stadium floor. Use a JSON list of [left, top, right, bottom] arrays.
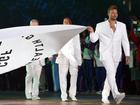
[[0, 91, 139, 105]]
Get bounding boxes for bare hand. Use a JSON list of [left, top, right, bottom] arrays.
[[125, 56, 130, 65], [87, 26, 94, 33]]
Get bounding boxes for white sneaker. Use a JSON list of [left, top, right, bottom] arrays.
[[70, 96, 77, 101], [26, 95, 32, 100], [32, 96, 40, 100], [115, 93, 125, 104], [62, 98, 68, 102], [101, 98, 110, 104]]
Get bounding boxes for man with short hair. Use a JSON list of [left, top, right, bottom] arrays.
[[88, 5, 130, 104], [25, 19, 45, 100], [56, 17, 82, 101]]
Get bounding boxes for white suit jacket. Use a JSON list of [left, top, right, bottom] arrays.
[[56, 35, 82, 66], [90, 20, 130, 62]]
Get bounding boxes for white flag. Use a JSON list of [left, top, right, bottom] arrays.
[[0, 25, 86, 74]]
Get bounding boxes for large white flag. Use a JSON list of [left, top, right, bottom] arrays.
[[0, 25, 86, 74]]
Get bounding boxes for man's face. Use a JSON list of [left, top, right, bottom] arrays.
[[108, 9, 118, 20], [63, 19, 71, 25], [30, 21, 39, 26]]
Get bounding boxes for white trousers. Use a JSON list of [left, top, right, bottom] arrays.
[[102, 58, 120, 100], [58, 55, 78, 99], [25, 63, 42, 98]]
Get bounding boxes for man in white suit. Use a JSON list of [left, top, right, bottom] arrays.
[[56, 17, 82, 101], [88, 5, 130, 104], [25, 19, 45, 100]]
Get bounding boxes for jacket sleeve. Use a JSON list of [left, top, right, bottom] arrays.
[[90, 24, 100, 43], [74, 35, 82, 66], [122, 24, 130, 56]]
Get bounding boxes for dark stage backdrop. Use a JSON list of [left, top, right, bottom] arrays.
[[0, 0, 139, 28]]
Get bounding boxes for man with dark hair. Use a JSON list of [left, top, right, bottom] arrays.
[[107, 5, 118, 14], [88, 5, 130, 104]]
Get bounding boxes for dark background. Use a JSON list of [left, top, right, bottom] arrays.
[[0, 0, 139, 28]]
